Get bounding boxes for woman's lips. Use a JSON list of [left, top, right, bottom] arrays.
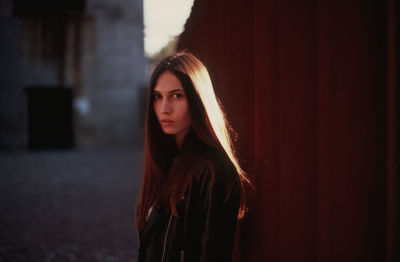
[[160, 119, 174, 126]]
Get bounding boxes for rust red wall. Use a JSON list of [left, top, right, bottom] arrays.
[[179, 0, 398, 261]]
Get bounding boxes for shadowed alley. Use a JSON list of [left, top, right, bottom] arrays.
[[0, 149, 142, 261]]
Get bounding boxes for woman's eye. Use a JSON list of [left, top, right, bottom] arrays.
[[153, 94, 161, 100], [173, 93, 184, 99]]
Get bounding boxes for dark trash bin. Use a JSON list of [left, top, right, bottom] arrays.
[[25, 86, 74, 150]]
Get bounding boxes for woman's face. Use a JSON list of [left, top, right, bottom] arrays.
[[153, 71, 191, 145]]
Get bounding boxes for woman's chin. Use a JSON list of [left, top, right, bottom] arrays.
[[161, 128, 176, 135]]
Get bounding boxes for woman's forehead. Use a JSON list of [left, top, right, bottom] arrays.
[[154, 71, 184, 92]]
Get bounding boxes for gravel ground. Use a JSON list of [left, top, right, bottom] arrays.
[[0, 149, 143, 262]]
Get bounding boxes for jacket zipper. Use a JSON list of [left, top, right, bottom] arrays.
[[161, 213, 173, 262]]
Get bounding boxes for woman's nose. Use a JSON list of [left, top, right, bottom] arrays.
[[160, 98, 172, 114]]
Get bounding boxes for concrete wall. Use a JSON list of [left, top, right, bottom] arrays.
[[0, 0, 147, 150]]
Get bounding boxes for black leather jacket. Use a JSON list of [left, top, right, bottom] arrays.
[[138, 157, 240, 262]]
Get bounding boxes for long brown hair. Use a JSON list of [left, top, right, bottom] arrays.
[[136, 51, 251, 230]]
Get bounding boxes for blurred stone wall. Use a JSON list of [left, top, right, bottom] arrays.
[[0, 0, 147, 150]]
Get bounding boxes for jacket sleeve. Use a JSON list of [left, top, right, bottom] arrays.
[[184, 166, 240, 262]]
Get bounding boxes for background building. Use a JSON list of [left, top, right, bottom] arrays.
[[0, 0, 147, 150]]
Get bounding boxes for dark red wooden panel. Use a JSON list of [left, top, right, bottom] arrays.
[[178, 0, 395, 261]]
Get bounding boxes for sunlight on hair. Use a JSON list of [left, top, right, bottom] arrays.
[[193, 69, 246, 178], [143, 0, 195, 57], [176, 54, 247, 180]]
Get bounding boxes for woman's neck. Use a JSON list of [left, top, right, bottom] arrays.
[[175, 128, 190, 149]]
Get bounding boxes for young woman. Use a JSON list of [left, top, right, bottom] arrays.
[[136, 51, 250, 262]]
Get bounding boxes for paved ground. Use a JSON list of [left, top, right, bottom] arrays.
[[0, 149, 143, 262]]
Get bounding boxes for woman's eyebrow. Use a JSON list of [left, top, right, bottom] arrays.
[[153, 88, 184, 94], [169, 89, 184, 93]]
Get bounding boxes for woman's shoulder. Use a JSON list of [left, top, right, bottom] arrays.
[[189, 147, 239, 192], [190, 147, 228, 175]]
